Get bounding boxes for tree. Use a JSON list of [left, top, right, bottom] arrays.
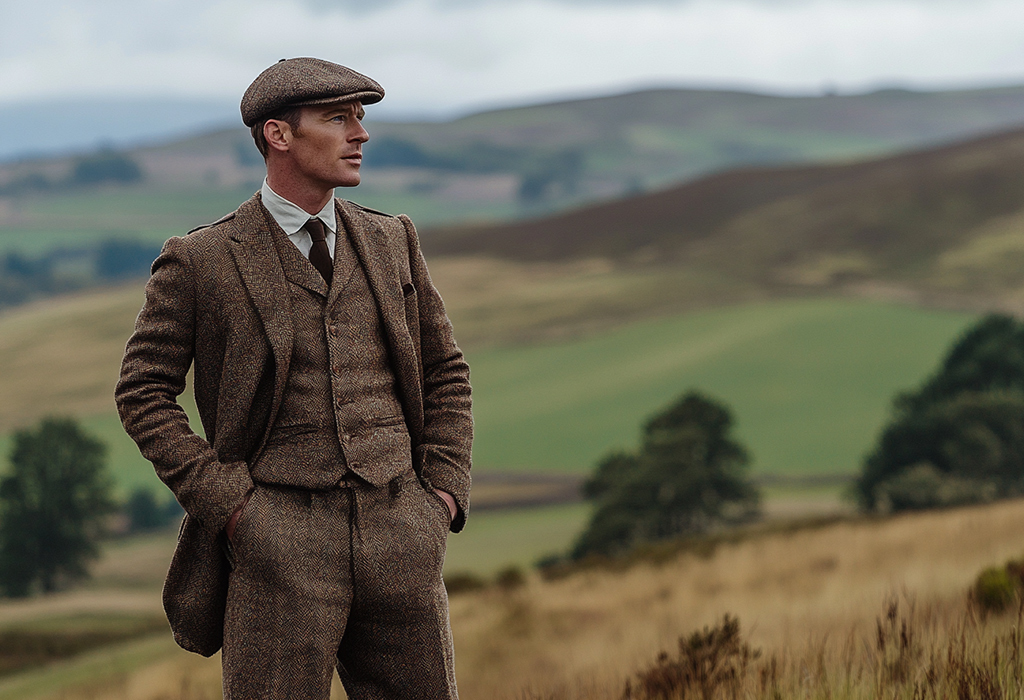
[[857, 314, 1024, 512], [125, 487, 183, 533], [572, 391, 760, 559], [71, 151, 143, 186], [0, 417, 115, 596], [94, 238, 161, 280]]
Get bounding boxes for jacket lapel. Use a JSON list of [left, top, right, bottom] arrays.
[[269, 219, 329, 299], [228, 194, 294, 448], [338, 200, 423, 414]]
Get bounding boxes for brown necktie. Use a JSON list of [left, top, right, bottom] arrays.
[[304, 218, 333, 285]]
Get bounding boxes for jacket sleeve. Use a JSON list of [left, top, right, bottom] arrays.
[[114, 236, 254, 532], [399, 215, 473, 532]]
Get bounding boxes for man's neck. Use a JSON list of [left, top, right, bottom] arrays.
[[265, 172, 334, 216]]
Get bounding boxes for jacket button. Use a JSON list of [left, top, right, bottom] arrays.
[[329, 325, 340, 337], [336, 398, 346, 408]]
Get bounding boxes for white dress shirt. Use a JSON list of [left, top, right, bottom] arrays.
[[261, 179, 337, 257]]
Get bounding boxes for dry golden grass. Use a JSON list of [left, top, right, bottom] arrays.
[[423, 255, 751, 349], [87, 532, 180, 591], [2, 499, 1023, 698], [447, 498, 1024, 699]]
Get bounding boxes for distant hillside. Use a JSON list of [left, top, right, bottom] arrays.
[[370, 84, 1024, 195], [6, 84, 1024, 233], [425, 125, 1024, 312], [0, 98, 238, 162]]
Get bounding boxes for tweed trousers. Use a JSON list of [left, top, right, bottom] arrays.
[[221, 470, 457, 699]]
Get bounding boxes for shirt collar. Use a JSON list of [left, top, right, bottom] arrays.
[[261, 179, 337, 235]]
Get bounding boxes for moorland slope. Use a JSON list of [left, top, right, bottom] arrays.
[[427, 126, 1024, 312]]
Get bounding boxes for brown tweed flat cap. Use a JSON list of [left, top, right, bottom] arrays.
[[240, 57, 384, 127]]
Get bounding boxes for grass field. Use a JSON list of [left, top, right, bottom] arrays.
[[0, 187, 259, 255], [467, 297, 974, 476]]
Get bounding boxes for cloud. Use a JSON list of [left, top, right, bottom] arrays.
[[299, 0, 984, 8], [0, 0, 1022, 117]]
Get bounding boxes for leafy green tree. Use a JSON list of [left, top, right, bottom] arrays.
[[0, 418, 115, 596], [898, 315, 1024, 412], [125, 487, 183, 533], [572, 391, 759, 559], [857, 314, 1024, 512]]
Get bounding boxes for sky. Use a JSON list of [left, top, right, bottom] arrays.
[[3, 0, 1024, 119]]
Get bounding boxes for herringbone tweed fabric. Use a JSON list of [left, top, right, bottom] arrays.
[[240, 57, 384, 126], [222, 475, 456, 699], [253, 204, 412, 489], [115, 193, 473, 661]]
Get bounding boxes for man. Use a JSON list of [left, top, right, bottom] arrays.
[[115, 57, 472, 699]]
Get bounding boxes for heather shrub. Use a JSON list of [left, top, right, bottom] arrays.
[[973, 566, 1018, 614]]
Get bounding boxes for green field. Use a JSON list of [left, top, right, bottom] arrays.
[[467, 297, 975, 476], [0, 187, 257, 255], [443, 503, 590, 575], [8, 297, 973, 508]]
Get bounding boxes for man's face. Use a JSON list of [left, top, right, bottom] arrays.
[[287, 101, 368, 189]]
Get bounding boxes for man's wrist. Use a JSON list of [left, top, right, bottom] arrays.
[[433, 488, 457, 524], [225, 488, 254, 540]]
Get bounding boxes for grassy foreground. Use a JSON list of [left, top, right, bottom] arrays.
[[6, 498, 1024, 699]]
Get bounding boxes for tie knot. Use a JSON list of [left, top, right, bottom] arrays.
[[305, 218, 326, 242]]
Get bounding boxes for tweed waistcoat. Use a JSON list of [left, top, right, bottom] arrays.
[[251, 210, 411, 489]]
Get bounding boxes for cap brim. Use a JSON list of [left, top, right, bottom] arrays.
[[291, 90, 384, 108]]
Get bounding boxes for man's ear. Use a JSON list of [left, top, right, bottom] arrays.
[[264, 120, 291, 153]]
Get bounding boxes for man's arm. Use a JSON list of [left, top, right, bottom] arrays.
[[115, 237, 254, 533], [399, 215, 473, 532]]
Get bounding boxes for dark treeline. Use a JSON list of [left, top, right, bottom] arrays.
[[363, 137, 587, 206], [0, 238, 161, 309], [0, 151, 143, 196]]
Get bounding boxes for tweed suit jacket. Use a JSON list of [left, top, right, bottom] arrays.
[[115, 192, 472, 655]]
